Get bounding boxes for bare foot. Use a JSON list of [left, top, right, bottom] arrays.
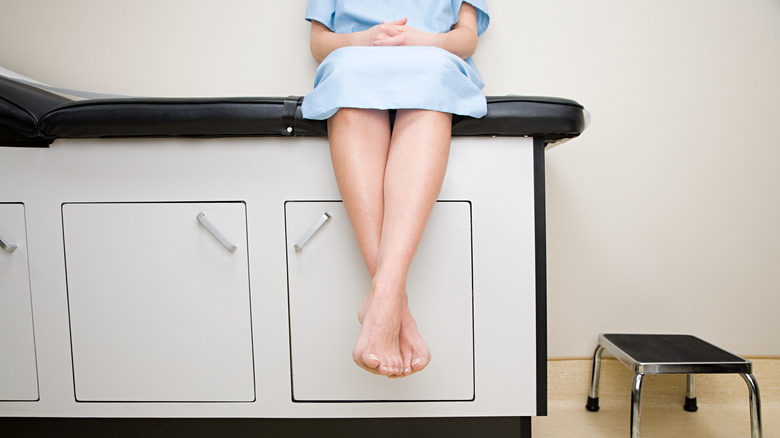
[[352, 286, 404, 377], [357, 291, 431, 378], [396, 306, 431, 377]]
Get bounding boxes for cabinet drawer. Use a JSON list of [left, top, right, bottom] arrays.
[[286, 201, 474, 402], [62, 202, 254, 402], [0, 203, 39, 401]]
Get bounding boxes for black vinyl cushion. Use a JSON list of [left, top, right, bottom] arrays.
[[0, 76, 71, 136], [1, 75, 587, 146]]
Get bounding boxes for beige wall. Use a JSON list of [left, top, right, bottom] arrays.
[[2, 0, 778, 357]]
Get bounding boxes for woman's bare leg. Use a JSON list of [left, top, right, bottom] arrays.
[[373, 109, 451, 376], [327, 108, 391, 276], [328, 108, 399, 376], [329, 108, 451, 377]]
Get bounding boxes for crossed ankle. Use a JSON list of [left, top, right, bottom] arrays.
[[370, 272, 408, 293]]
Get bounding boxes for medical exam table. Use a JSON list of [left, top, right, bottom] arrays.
[[0, 74, 586, 437]]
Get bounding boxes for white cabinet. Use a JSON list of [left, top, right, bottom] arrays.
[[285, 201, 474, 402], [0, 135, 541, 420], [61, 202, 254, 402], [0, 203, 39, 401]]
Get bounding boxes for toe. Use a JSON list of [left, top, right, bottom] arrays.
[[362, 353, 381, 369], [380, 365, 401, 377], [353, 352, 384, 375], [411, 355, 430, 372], [379, 358, 404, 377]]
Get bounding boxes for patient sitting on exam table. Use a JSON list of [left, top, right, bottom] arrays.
[[302, 0, 490, 378]]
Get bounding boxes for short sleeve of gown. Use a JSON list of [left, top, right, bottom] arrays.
[[305, 0, 336, 31], [452, 0, 489, 36]]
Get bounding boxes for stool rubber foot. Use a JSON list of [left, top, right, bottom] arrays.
[[684, 397, 698, 412], [586, 396, 600, 412]]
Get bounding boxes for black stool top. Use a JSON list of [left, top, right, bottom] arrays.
[[600, 334, 751, 375]]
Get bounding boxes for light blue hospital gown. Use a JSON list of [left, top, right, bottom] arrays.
[[302, 0, 490, 120]]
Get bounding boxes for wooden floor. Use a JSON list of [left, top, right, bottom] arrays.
[[532, 358, 778, 437]]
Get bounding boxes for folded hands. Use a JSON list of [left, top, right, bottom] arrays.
[[366, 18, 433, 48]]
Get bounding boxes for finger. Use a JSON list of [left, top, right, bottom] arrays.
[[373, 34, 404, 46], [377, 22, 401, 36], [382, 17, 407, 27], [384, 26, 402, 36]]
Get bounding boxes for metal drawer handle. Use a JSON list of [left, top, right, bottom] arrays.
[[294, 211, 332, 252], [0, 234, 17, 253], [197, 213, 238, 253]]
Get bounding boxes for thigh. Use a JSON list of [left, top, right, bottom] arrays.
[[326, 108, 392, 273], [386, 109, 452, 186], [327, 108, 392, 186]]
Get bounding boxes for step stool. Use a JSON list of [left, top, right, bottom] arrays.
[[585, 334, 762, 438]]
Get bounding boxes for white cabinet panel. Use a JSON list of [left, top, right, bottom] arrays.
[[0, 203, 39, 401], [286, 201, 474, 402], [62, 202, 254, 402]]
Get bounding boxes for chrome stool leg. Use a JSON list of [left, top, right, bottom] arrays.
[[586, 344, 605, 412], [684, 374, 698, 412], [631, 373, 645, 438], [741, 374, 763, 438]]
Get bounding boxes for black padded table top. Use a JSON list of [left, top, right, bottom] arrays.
[[600, 334, 751, 375], [1, 75, 587, 147]]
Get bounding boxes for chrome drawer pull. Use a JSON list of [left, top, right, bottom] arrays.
[[196, 212, 238, 252], [295, 211, 332, 252], [0, 234, 17, 253]]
